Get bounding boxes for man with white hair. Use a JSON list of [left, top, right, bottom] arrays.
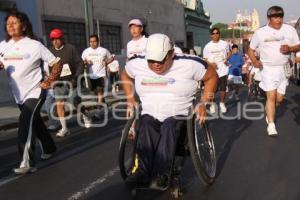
[[121, 33, 218, 188]]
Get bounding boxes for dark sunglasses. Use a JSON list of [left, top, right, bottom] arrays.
[[211, 32, 220, 35], [268, 14, 284, 18]]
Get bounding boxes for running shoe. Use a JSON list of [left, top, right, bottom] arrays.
[[56, 129, 70, 137], [267, 123, 278, 136], [14, 166, 37, 174], [219, 102, 227, 113]]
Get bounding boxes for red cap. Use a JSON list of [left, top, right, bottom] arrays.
[[49, 28, 63, 39]]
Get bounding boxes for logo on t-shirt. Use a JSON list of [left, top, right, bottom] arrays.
[[264, 36, 284, 43], [4, 52, 31, 60], [141, 77, 176, 86]]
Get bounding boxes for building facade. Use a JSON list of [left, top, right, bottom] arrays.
[[1, 0, 186, 56], [178, 0, 211, 55]]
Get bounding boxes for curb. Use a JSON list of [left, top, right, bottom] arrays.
[[0, 98, 125, 132]]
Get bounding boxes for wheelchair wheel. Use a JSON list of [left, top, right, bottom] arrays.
[[187, 115, 216, 185], [118, 109, 139, 180]]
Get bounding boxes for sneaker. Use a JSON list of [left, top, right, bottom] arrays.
[[56, 129, 70, 138], [82, 115, 92, 128], [235, 94, 240, 101], [14, 166, 37, 174], [209, 103, 216, 114], [267, 123, 278, 137], [149, 174, 169, 191], [40, 153, 54, 160], [219, 102, 227, 113]]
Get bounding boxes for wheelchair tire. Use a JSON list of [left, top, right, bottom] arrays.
[[118, 110, 138, 180], [187, 116, 216, 185]]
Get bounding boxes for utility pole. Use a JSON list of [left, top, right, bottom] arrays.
[[84, 0, 90, 46]]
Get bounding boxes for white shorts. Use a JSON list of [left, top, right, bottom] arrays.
[[228, 75, 243, 84], [259, 66, 288, 95]]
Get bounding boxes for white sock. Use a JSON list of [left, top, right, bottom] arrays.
[[60, 118, 67, 130], [268, 122, 275, 127]]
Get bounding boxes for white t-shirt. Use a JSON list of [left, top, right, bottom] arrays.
[[81, 47, 111, 79], [250, 24, 300, 67], [126, 36, 147, 58], [203, 40, 230, 77], [125, 55, 207, 121], [108, 60, 119, 73], [0, 37, 56, 104]]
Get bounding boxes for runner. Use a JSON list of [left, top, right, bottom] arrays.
[[203, 27, 231, 113], [0, 11, 62, 174], [121, 33, 218, 188], [248, 6, 300, 136], [127, 19, 147, 59], [82, 34, 113, 117], [107, 54, 120, 93], [49, 28, 92, 137], [227, 44, 244, 101]]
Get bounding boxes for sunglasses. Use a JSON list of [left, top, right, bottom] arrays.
[[268, 14, 284, 18], [211, 32, 220, 35]]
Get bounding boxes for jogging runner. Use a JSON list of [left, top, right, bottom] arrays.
[[203, 27, 231, 113], [49, 28, 92, 137], [248, 6, 300, 136], [0, 11, 62, 174]]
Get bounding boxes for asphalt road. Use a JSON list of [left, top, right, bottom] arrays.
[[0, 83, 299, 200]]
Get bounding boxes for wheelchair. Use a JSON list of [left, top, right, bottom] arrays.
[[118, 103, 216, 198]]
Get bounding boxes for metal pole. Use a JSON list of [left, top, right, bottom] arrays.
[[84, 0, 90, 46], [96, 18, 100, 45]]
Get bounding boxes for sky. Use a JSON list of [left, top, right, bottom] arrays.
[[201, 0, 299, 25]]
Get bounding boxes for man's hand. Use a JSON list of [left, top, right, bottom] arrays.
[[280, 45, 291, 54], [211, 62, 218, 69], [195, 103, 207, 124], [253, 60, 263, 68], [126, 100, 138, 119], [40, 81, 51, 90], [84, 59, 93, 65]]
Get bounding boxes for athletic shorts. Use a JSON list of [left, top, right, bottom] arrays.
[[90, 77, 105, 93], [53, 82, 81, 107], [218, 75, 228, 92], [259, 66, 288, 95], [228, 75, 243, 85]]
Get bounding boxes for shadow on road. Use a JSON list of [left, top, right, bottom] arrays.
[[212, 117, 252, 178]]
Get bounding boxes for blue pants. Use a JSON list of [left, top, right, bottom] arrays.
[[136, 114, 178, 178]]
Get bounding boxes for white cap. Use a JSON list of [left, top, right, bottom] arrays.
[[146, 33, 173, 62], [128, 19, 143, 27]]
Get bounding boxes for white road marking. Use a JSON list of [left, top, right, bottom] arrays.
[[68, 166, 120, 200]]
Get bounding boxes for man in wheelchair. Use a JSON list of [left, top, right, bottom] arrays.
[[121, 33, 218, 189]]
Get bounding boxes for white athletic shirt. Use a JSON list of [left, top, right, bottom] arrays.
[[125, 55, 207, 121], [81, 47, 111, 79], [126, 36, 147, 58], [0, 37, 57, 104], [108, 60, 119, 73], [250, 24, 300, 67], [203, 40, 230, 77]]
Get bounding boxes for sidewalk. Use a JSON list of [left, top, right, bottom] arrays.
[[0, 92, 125, 132]]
